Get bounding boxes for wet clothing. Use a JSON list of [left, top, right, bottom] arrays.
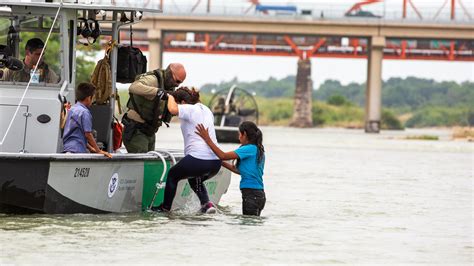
[[63, 102, 92, 153], [162, 155, 221, 210], [234, 144, 266, 216], [241, 188, 266, 216], [235, 144, 265, 190], [1, 62, 59, 83], [123, 69, 174, 153], [161, 102, 220, 211]]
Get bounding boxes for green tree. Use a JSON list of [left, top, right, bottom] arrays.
[[406, 107, 468, 127], [381, 110, 404, 130], [327, 94, 349, 106], [75, 44, 102, 84], [468, 109, 474, 126]]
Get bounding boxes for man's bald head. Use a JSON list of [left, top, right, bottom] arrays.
[[168, 63, 186, 83]]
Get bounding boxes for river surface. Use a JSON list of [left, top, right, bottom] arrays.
[[1, 126, 472, 264]]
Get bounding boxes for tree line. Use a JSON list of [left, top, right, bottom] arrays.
[[201, 76, 474, 127]]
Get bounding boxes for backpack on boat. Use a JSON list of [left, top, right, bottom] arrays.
[[116, 45, 147, 83], [116, 26, 147, 83], [90, 48, 112, 104]]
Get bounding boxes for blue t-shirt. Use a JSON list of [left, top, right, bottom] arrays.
[[234, 144, 265, 190], [63, 102, 93, 153]]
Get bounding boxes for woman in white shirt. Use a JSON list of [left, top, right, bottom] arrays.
[[152, 87, 220, 213]]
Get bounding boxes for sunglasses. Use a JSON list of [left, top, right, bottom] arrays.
[[171, 70, 183, 84]]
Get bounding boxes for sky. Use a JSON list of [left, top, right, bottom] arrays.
[[158, 0, 473, 89]]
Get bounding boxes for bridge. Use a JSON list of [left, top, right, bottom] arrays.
[[122, 0, 473, 132]]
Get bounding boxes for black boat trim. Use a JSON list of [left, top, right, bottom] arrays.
[[44, 185, 108, 214], [0, 159, 49, 212]]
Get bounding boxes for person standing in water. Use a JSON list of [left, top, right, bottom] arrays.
[[152, 86, 221, 213], [196, 121, 266, 216]]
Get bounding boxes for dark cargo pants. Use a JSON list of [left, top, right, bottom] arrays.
[[241, 188, 266, 216]]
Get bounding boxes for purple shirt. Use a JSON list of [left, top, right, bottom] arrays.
[[63, 102, 92, 153]]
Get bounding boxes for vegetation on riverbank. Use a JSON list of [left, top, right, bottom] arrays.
[[201, 76, 474, 129], [120, 76, 472, 131], [452, 127, 474, 141], [405, 135, 439, 141]]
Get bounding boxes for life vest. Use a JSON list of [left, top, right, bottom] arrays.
[[126, 70, 173, 135]]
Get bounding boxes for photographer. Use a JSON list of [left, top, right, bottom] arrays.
[[1, 38, 59, 83]]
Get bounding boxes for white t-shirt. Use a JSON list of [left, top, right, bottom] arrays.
[[178, 103, 219, 160]]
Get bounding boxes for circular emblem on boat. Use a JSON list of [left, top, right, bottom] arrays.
[[108, 173, 119, 198]]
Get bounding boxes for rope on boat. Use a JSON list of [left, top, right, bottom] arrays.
[[146, 150, 176, 210], [0, 2, 63, 147]]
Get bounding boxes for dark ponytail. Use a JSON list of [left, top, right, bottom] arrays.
[[239, 121, 265, 163]]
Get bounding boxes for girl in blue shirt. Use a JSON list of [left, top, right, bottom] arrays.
[[196, 121, 266, 216]]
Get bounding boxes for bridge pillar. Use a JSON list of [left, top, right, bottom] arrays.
[[365, 36, 385, 133], [290, 59, 313, 128], [147, 29, 162, 70]]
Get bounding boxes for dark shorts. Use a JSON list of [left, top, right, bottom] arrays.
[[241, 188, 266, 216]]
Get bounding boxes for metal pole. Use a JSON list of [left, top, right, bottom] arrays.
[[451, 0, 455, 20], [108, 11, 118, 153], [403, 0, 407, 18]]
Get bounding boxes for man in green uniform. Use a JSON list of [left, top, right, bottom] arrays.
[[122, 63, 186, 153], [1, 38, 59, 83]]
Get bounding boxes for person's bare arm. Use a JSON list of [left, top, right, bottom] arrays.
[[85, 132, 112, 158], [222, 161, 240, 175], [195, 124, 239, 161], [167, 94, 179, 115], [86, 143, 95, 153]]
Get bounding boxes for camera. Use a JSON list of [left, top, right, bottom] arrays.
[[0, 44, 23, 71]]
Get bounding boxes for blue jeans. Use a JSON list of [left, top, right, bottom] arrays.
[[162, 155, 221, 210]]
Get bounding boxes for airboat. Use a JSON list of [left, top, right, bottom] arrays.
[[208, 85, 259, 143], [0, 0, 231, 214]]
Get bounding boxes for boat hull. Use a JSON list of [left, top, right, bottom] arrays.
[[0, 152, 231, 214]]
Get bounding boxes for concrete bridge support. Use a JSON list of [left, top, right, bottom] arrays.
[[148, 29, 162, 70], [290, 59, 313, 128], [365, 36, 385, 133]]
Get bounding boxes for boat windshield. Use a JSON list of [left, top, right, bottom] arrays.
[[0, 15, 63, 86]]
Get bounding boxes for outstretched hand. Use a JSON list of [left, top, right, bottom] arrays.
[[195, 123, 211, 142], [100, 150, 113, 158]]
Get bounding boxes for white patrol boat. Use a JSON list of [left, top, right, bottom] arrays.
[[0, 0, 231, 214]]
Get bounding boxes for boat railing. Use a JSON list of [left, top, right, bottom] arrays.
[[0, 151, 179, 161]]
